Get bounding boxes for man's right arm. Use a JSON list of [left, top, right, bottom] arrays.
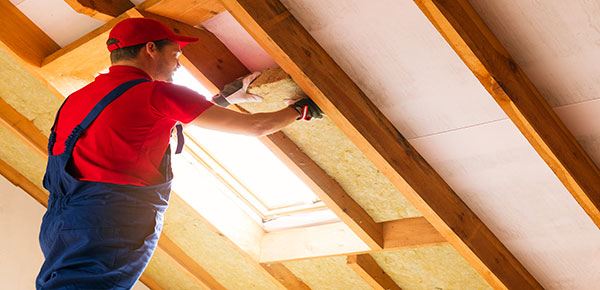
[[190, 105, 299, 137]]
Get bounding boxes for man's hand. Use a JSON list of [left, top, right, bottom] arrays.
[[289, 98, 324, 121], [213, 72, 262, 107]]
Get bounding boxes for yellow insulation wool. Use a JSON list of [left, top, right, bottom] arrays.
[[162, 196, 279, 290], [0, 127, 46, 190], [0, 47, 61, 135], [143, 253, 204, 290], [371, 246, 492, 290], [284, 256, 372, 290], [243, 68, 421, 221]]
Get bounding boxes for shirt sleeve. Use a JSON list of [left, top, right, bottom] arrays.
[[149, 81, 214, 124]]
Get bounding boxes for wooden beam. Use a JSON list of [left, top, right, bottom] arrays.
[[0, 157, 173, 287], [0, 158, 48, 207], [138, 10, 249, 89], [383, 217, 447, 250], [64, 0, 134, 21], [137, 0, 225, 27], [0, 98, 48, 159], [138, 274, 165, 290], [0, 67, 218, 290], [414, 0, 600, 231], [219, 1, 542, 289], [260, 217, 446, 263], [39, 8, 246, 95], [0, 0, 60, 66], [259, 132, 383, 249], [156, 235, 226, 290], [347, 254, 402, 290], [40, 8, 143, 96], [260, 263, 311, 290]]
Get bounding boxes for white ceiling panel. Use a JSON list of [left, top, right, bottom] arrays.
[[280, 0, 507, 139], [470, 0, 600, 107]]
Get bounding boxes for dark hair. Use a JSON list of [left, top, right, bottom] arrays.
[[107, 38, 173, 64]]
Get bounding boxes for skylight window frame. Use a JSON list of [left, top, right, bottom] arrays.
[[182, 131, 328, 222]]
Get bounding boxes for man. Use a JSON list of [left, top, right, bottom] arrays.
[[37, 17, 322, 289]]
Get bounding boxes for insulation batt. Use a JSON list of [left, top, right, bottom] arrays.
[[243, 68, 421, 222]]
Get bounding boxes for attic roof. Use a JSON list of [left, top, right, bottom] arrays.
[[1, 0, 600, 289]]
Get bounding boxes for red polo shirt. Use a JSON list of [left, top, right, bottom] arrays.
[[52, 65, 213, 186]]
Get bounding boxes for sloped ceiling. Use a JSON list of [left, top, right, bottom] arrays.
[[1, 0, 600, 289]]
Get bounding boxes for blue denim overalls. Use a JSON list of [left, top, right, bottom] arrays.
[[37, 79, 172, 289]]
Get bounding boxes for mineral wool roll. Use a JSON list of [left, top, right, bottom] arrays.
[[243, 67, 421, 222]]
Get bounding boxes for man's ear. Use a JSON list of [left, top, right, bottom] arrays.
[[144, 42, 158, 58]]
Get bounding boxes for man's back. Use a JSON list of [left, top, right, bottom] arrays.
[[52, 65, 212, 186]]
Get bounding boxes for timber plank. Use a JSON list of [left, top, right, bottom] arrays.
[[414, 0, 600, 231], [347, 254, 402, 290], [219, 0, 543, 288], [0, 0, 60, 66]]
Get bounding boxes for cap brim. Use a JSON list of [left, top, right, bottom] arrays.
[[174, 35, 199, 48]]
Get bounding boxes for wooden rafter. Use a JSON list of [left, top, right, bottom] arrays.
[[0, 98, 48, 159], [260, 217, 446, 263], [137, 0, 225, 27], [0, 0, 60, 66], [0, 156, 170, 287], [0, 68, 221, 290], [260, 263, 311, 290], [170, 194, 308, 290], [347, 254, 402, 290], [156, 235, 226, 289], [63, 0, 134, 21], [259, 132, 383, 249], [218, 0, 542, 288], [37, 7, 246, 96], [414, 0, 600, 231], [137, 11, 249, 97]]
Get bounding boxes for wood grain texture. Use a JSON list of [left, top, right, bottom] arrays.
[[0, 0, 60, 66], [414, 0, 600, 231], [0, 158, 47, 207], [138, 274, 165, 290], [219, 0, 542, 288], [2, 49, 221, 289], [383, 217, 447, 250], [138, 10, 249, 90], [64, 0, 134, 21], [260, 263, 311, 290], [139, 0, 225, 26], [259, 132, 383, 249], [0, 98, 48, 159], [41, 8, 143, 96], [347, 254, 402, 290], [156, 235, 227, 290], [260, 217, 446, 263]]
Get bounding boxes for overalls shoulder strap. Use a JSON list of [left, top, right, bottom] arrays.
[[47, 79, 151, 155]]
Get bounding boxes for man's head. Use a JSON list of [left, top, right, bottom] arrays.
[[106, 18, 198, 81]]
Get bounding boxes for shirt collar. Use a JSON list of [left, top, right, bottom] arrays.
[[108, 65, 152, 80]]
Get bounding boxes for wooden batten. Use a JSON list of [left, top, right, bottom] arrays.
[[64, 0, 134, 21], [259, 132, 384, 249], [0, 98, 48, 160], [219, 0, 542, 289], [138, 10, 249, 89], [383, 217, 447, 250], [156, 235, 227, 290], [39, 8, 143, 96], [260, 217, 446, 263], [138, 0, 226, 27], [347, 254, 402, 290], [0, 0, 60, 66], [260, 263, 311, 290], [414, 0, 600, 231]]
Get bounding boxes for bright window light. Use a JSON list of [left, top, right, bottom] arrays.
[[171, 67, 338, 231]]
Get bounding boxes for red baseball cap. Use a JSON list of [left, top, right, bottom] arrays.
[[107, 18, 199, 52]]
